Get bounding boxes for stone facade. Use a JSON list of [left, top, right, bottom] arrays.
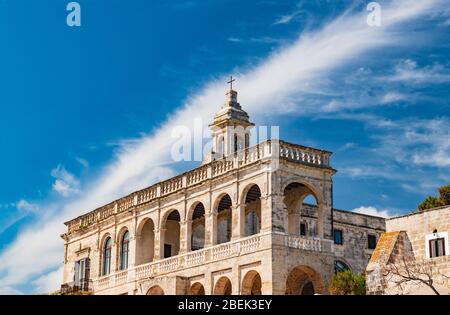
[[366, 206, 450, 295], [60, 88, 386, 295]]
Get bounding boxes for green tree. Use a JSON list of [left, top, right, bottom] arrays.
[[438, 185, 450, 205], [418, 196, 443, 212], [329, 269, 366, 295]]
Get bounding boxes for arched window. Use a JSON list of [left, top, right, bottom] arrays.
[[234, 134, 238, 154], [120, 231, 130, 270], [219, 137, 225, 156], [246, 211, 259, 236], [334, 260, 350, 274], [102, 237, 112, 276], [244, 185, 261, 236], [245, 133, 250, 149]]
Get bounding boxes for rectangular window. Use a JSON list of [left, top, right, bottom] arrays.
[[334, 229, 343, 245], [164, 244, 172, 258], [368, 234, 377, 250], [429, 238, 446, 258], [74, 258, 90, 291], [300, 223, 306, 236]]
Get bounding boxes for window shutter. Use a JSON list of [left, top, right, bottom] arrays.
[[430, 240, 436, 258], [437, 238, 445, 256], [74, 261, 80, 283], [85, 258, 91, 281]]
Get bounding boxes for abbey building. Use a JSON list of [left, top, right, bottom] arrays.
[[60, 87, 386, 295]]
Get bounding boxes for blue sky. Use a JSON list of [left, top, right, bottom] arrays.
[[1, 0, 450, 294]]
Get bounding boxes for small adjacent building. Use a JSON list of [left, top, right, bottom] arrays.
[[366, 206, 450, 295], [60, 87, 385, 295]]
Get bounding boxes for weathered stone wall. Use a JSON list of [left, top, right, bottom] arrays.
[[366, 207, 450, 295], [62, 150, 386, 295], [333, 209, 386, 274]]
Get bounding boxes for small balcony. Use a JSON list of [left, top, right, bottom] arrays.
[[60, 279, 93, 295]]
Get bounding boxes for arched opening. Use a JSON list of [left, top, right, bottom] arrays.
[[216, 194, 232, 244], [163, 210, 181, 258], [136, 219, 155, 265], [188, 282, 205, 295], [102, 236, 112, 276], [245, 133, 250, 149], [219, 137, 225, 156], [147, 285, 165, 295], [119, 230, 130, 270], [244, 185, 261, 236], [284, 182, 320, 237], [334, 260, 351, 274], [191, 202, 205, 251], [285, 265, 326, 295], [214, 276, 232, 295], [241, 270, 262, 295]]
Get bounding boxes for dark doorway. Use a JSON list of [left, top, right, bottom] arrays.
[[164, 244, 172, 258]]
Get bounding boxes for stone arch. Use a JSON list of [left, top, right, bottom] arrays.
[[147, 285, 165, 295], [116, 226, 131, 244], [242, 184, 261, 236], [99, 232, 113, 276], [190, 202, 206, 251], [215, 194, 233, 244], [214, 276, 232, 295], [162, 209, 181, 258], [188, 282, 205, 295], [136, 218, 155, 265], [283, 181, 323, 237], [240, 182, 262, 205], [285, 265, 326, 295], [241, 270, 262, 295], [117, 228, 130, 270]]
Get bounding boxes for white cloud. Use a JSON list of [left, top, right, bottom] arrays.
[[380, 91, 409, 103], [273, 7, 304, 25], [16, 200, 39, 214], [0, 0, 446, 293], [0, 286, 24, 295], [227, 37, 242, 43], [32, 265, 63, 294], [76, 157, 89, 169], [385, 59, 450, 84], [375, 117, 450, 167], [352, 206, 392, 218], [51, 165, 80, 197]]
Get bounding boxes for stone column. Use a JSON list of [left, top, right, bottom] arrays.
[[205, 211, 218, 247], [180, 219, 191, 253], [231, 204, 245, 240], [232, 266, 240, 295], [205, 270, 213, 295], [128, 235, 137, 268], [110, 232, 118, 273], [268, 194, 287, 233], [154, 228, 165, 260]]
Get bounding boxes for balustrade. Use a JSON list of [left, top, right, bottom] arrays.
[[65, 140, 331, 234]]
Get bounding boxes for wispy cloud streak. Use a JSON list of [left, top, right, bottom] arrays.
[[0, 0, 445, 293]]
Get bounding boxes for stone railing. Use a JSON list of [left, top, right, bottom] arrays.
[[279, 141, 330, 167], [94, 233, 267, 291], [66, 140, 332, 234], [285, 235, 333, 253]]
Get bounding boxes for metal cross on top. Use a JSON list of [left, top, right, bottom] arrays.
[[227, 76, 236, 91]]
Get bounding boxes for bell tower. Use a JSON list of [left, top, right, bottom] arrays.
[[208, 77, 254, 160]]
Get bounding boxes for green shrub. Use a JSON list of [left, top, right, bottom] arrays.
[[329, 269, 366, 295]]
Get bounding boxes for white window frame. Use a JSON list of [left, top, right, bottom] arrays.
[[425, 231, 449, 259]]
